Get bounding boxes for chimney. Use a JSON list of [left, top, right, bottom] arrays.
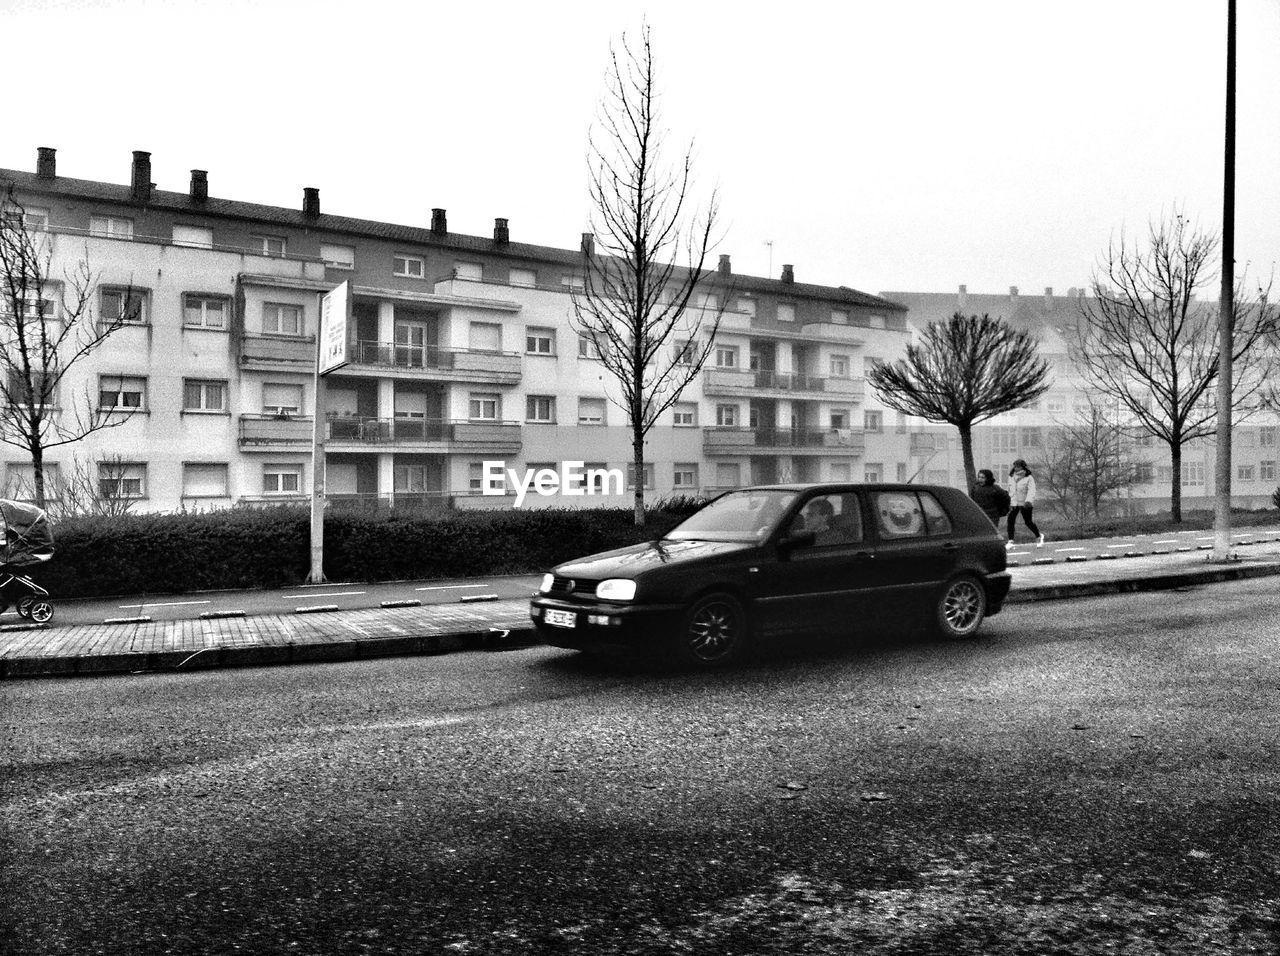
[[130, 150, 152, 203], [1009, 285, 1018, 299], [718, 254, 731, 276], [781, 264, 794, 284], [189, 170, 208, 203], [958, 283, 968, 308], [431, 208, 447, 235], [303, 187, 320, 218], [581, 232, 594, 256], [36, 147, 56, 180], [494, 217, 509, 245], [1043, 286, 1053, 308]]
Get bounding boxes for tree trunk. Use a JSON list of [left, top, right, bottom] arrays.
[[31, 443, 46, 511], [632, 432, 645, 528], [1169, 441, 1183, 523], [957, 423, 976, 491]]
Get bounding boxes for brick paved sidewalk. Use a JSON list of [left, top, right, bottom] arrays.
[[3, 542, 1279, 679]]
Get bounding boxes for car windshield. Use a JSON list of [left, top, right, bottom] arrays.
[[667, 489, 798, 542]]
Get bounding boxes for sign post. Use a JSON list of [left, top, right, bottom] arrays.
[[307, 280, 351, 584]]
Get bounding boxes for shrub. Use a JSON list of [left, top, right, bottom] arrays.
[[1273, 486, 1280, 510]]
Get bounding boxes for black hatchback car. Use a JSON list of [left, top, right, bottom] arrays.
[[530, 483, 1011, 667]]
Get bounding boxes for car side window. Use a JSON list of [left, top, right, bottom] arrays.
[[919, 492, 953, 535], [873, 491, 925, 539], [792, 493, 864, 547]]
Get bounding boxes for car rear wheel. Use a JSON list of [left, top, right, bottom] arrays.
[[676, 592, 747, 668], [936, 575, 985, 639]]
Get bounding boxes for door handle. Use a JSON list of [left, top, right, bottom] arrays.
[[853, 551, 874, 559], [941, 543, 959, 551]]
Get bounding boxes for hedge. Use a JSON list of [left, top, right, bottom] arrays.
[[25, 505, 695, 599]]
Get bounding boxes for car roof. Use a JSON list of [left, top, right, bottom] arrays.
[[726, 482, 953, 494]]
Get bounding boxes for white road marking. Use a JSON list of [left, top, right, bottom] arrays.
[[119, 600, 211, 609], [415, 584, 488, 592], [1055, 547, 1085, 552], [280, 590, 366, 599], [1105, 544, 1135, 549]]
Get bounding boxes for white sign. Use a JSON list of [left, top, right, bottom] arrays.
[[319, 280, 351, 375]]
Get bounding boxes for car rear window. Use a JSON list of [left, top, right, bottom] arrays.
[[872, 490, 951, 538]]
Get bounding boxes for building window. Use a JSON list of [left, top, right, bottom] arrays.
[[100, 287, 147, 324], [469, 393, 499, 421], [173, 224, 213, 248], [830, 409, 849, 430], [896, 463, 908, 482], [829, 354, 850, 377], [455, 262, 483, 281], [1262, 426, 1277, 448], [90, 215, 133, 240], [716, 404, 739, 427], [832, 463, 853, 482], [673, 464, 699, 490], [1238, 464, 1256, 482], [263, 463, 302, 495], [673, 403, 697, 427], [183, 295, 228, 329], [98, 375, 146, 411], [321, 244, 355, 269], [99, 462, 145, 498], [254, 235, 286, 257], [525, 395, 555, 423], [526, 328, 555, 354], [1180, 461, 1205, 487], [864, 463, 883, 483], [715, 345, 739, 369], [868, 314, 886, 329], [674, 339, 699, 365], [5, 462, 60, 500], [510, 268, 537, 288], [263, 302, 303, 336], [626, 463, 655, 490], [578, 397, 606, 426], [992, 427, 1018, 455], [1021, 427, 1043, 448], [1132, 433, 1154, 447], [1047, 395, 1067, 413], [182, 463, 229, 498], [1135, 463, 1154, 484], [578, 335, 600, 359], [776, 303, 795, 322], [393, 254, 425, 278], [394, 465, 429, 494], [561, 274, 585, 290], [738, 297, 756, 317], [1261, 460, 1276, 481], [696, 292, 718, 310], [183, 379, 227, 412], [6, 206, 48, 231], [831, 309, 849, 325], [864, 410, 882, 432], [262, 383, 303, 416], [469, 322, 501, 352]]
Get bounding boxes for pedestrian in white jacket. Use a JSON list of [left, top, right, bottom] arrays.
[[1006, 458, 1044, 547]]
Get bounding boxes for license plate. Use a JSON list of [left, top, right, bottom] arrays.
[[544, 609, 576, 629]]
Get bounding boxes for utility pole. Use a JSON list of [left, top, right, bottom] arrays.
[[1212, 0, 1236, 562]]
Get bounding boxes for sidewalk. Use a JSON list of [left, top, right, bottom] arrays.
[[4, 539, 1280, 679]]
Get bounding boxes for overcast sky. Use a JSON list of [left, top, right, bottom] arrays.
[[3, 0, 1277, 299]]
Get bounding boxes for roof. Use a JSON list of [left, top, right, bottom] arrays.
[[878, 289, 1088, 353], [1, 167, 902, 312]]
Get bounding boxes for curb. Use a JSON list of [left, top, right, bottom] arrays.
[[1006, 559, 1280, 603]]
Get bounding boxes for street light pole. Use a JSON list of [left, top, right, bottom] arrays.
[[1212, 0, 1237, 562]]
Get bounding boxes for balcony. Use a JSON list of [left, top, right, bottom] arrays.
[[703, 368, 865, 400], [703, 427, 866, 456], [239, 414, 314, 448], [324, 416, 522, 453], [349, 341, 522, 384], [240, 333, 316, 369]]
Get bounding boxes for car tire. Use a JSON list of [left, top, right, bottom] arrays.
[[675, 592, 748, 668], [935, 575, 986, 639]]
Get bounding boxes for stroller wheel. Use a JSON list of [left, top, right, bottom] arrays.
[[25, 600, 53, 624], [16, 597, 33, 619]]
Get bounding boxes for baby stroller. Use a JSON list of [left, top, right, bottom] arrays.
[[0, 499, 55, 623]]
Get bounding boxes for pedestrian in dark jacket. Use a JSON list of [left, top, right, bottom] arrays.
[[970, 469, 1010, 526]]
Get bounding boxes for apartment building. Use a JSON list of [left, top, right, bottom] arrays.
[[882, 286, 1280, 512], [0, 148, 915, 513]]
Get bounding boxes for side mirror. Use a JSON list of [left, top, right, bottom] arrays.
[[778, 528, 816, 555]]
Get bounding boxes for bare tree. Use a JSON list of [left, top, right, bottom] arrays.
[[1039, 401, 1139, 534], [867, 312, 1051, 490], [1074, 211, 1276, 521], [572, 25, 726, 525], [3, 454, 139, 519], [0, 184, 141, 509]]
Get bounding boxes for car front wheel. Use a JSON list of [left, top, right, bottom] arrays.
[[936, 575, 986, 639], [675, 592, 747, 668]]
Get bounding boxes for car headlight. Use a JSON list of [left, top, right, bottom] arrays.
[[539, 573, 555, 593], [595, 578, 637, 601]]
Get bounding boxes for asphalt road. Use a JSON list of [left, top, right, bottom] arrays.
[[3, 577, 1278, 955], [15, 525, 1277, 627]]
